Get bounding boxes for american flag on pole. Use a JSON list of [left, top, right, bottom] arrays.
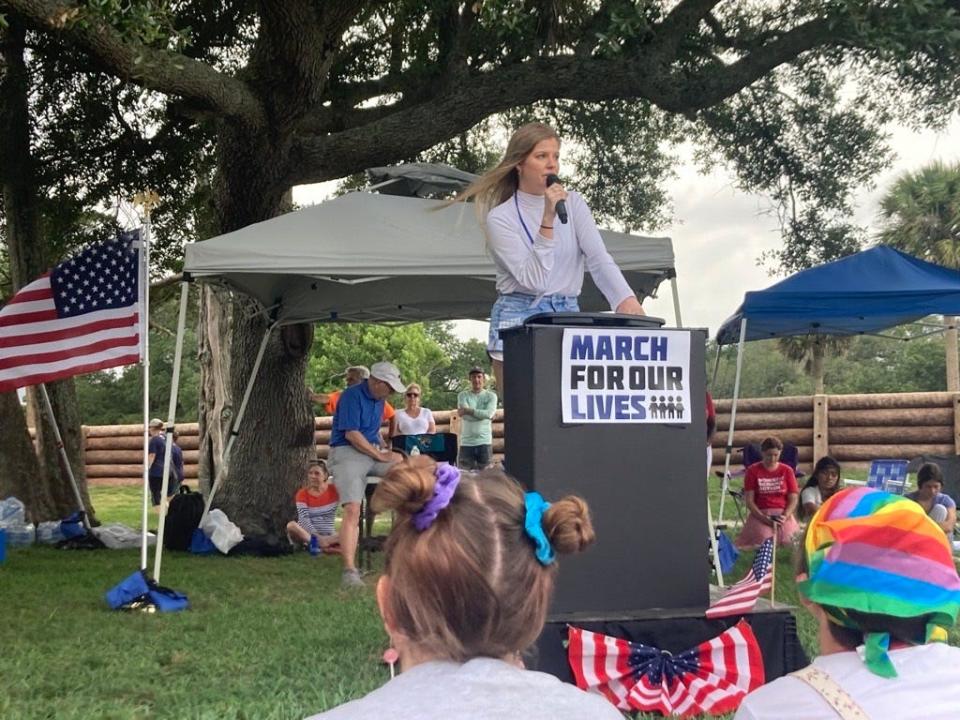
[[705, 536, 775, 619], [0, 233, 141, 392], [568, 619, 764, 717]]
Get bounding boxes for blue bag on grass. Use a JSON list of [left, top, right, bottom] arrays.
[[106, 569, 189, 613], [60, 511, 86, 539], [189, 528, 217, 555], [106, 570, 151, 609]]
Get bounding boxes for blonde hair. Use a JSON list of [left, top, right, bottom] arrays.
[[452, 122, 560, 220], [405, 382, 422, 395], [371, 456, 594, 661]]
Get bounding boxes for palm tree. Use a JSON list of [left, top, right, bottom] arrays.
[[877, 161, 960, 390], [777, 335, 851, 394]]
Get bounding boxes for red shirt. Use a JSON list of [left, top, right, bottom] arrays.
[[744, 461, 798, 510]]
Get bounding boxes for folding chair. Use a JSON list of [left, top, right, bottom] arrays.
[[866, 459, 909, 495]]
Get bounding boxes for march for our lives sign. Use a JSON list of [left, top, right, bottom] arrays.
[[561, 328, 691, 424]]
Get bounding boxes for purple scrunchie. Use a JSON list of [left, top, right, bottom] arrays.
[[412, 462, 461, 531]]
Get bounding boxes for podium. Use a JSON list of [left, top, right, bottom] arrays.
[[501, 313, 708, 613]]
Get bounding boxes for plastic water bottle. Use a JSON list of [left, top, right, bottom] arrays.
[[309, 535, 320, 556]]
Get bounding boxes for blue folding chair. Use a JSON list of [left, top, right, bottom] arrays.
[[866, 459, 909, 495]]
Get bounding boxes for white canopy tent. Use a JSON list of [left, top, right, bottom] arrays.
[[183, 190, 678, 325], [150, 180, 679, 578]]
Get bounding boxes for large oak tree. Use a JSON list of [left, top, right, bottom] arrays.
[[4, 0, 960, 535]]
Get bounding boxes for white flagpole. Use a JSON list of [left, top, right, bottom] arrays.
[[153, 281, 190, 582], [135, 192, 158, 571]]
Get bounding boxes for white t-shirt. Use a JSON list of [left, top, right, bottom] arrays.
[[394, 408, 434, 436], [306, 657, 622, 720], [800, 485, 823, 508], [734, 643, 960, 720]]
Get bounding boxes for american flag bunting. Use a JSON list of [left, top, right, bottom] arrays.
[[568, 619, 765, 717]]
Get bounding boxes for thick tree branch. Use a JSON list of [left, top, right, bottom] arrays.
[[0, 0, 265, 125]]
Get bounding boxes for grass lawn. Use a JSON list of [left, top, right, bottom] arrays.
[[0, 479, 955, 720]]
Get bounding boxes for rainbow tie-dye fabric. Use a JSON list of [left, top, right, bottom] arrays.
[[799, 486, 960, 677]]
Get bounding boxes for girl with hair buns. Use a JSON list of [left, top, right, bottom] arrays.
[[307, 456, 620, 720], [455, 122, 645, 392], [735, 487, 960, 719]]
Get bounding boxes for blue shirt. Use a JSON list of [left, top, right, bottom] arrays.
[[331, 381, 384, 447], [147, 435, 165, 478]]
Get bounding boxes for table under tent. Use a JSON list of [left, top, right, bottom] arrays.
[[714, 244, 960, 523], [151, 164, 679, 559]]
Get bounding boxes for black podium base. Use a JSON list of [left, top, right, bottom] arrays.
[[531, 598, 809, 684]]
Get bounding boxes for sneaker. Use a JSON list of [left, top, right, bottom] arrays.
[[341, 569, 365, 590]]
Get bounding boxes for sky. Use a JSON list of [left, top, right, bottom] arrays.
[[293, 115, 960, 344]]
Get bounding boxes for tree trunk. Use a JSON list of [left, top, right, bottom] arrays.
[[0, 393, 50, 523], [197, 126, 315, 539], [0, 20, 93, 522], [25, 382, 94, 521], [811, 342, 826, 395], [945, 316, 959, 392]]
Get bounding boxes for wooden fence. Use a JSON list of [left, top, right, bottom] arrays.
[[80, 392, 960, 483], [83, 409, 506, 485], [711, 391, 960, 472]]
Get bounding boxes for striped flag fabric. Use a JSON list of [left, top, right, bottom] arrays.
[[705, 536, 775, 619], [0, 233, 141, 392], [568, 619, 765, 717]]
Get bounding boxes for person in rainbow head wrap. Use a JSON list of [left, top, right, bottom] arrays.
[[735, 486, 960, 720]]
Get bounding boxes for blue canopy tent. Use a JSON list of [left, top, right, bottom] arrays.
[[714, 245, 960, 522]]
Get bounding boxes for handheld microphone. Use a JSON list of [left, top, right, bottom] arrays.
[[546, 174, 568, 224]]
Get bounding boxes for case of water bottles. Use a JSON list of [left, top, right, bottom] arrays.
[[0, 496, 36, 547]]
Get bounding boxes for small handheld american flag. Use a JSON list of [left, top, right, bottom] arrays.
[[0, 233, 142, 392], [705, 536, 775, 619]]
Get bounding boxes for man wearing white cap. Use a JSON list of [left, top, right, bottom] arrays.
[[328, 361, 405, 589]]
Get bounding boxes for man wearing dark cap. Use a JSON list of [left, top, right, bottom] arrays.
[[328, 361, 405, 589], [456, 367, 498, 470]]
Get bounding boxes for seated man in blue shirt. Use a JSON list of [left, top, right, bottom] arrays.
[[328, 361, 405, 589], [906, 462, 957, 536]]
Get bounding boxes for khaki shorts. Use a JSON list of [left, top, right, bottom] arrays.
[[328, 445, 395, 504]]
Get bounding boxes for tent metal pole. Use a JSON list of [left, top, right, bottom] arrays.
[[711, 342, 722, 386], [138, 220, 152, 570], [202, 322, 275, 519], [718, 318, 748, 524], [706, 480, 724, 587], [36, 383, 91, 532], [152, 281, 190, 582], [670, 276, 683, 327]]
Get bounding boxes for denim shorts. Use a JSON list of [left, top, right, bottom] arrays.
[[487, 292, 580, 357]]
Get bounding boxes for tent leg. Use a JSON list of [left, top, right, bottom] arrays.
[[36, 384, 91, 532], [670, 276, 683, 327], [152, 282, 190, 583], [707, 483, 724, 588], [202, 322, 275, 520], [718, 318, 747, 525], [711, 342, 722, 387]]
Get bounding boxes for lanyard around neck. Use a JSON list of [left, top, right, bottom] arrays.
[[514, 193, 535, 245]]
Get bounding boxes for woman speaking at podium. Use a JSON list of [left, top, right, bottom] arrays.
[[456, 122, 645, 392]]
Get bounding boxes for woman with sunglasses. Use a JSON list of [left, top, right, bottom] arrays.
[[390, 383, 436, 438]]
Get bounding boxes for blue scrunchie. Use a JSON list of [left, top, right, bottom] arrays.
[[524, 491, 555, 565]]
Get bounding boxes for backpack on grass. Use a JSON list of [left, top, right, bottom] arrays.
[[164, 486, 205, 551]]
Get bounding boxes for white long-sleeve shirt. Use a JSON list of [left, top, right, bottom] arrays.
[[484, 189, 635, 309]]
